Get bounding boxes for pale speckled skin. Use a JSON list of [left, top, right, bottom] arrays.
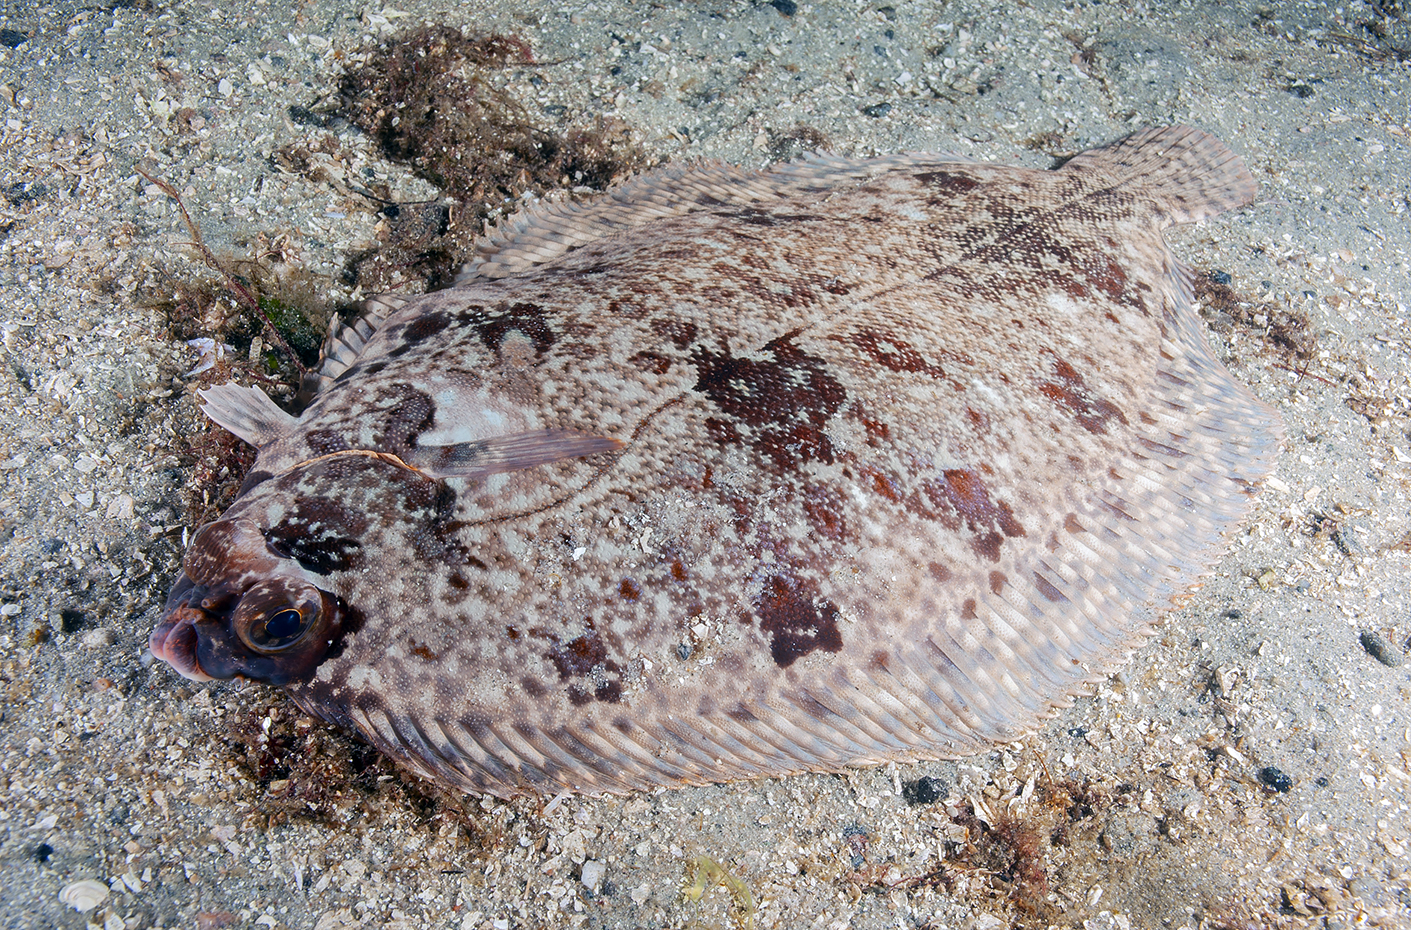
[[151, 127, 1283, 797]]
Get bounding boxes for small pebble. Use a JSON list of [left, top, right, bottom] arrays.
[[580, 859, 606, 894], [901, 775, 945, 806], [1258, 766, 1293, 793], [81, 628, 116, 648], [1359, 630, 1403, 667]]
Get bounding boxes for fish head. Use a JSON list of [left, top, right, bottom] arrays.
[[151, 515, 351, 686], [148, 453, 418, 686]]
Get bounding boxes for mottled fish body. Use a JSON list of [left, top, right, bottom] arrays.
[[151, 127, 1282, 797]]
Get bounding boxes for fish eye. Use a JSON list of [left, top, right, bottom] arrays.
[[245, 606, 311, 651]]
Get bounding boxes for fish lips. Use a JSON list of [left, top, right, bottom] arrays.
[[151, 572, 343, 686], [150, 573, 219, 681]]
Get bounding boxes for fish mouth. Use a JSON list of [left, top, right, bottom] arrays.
[[149, 573, 218, 682]]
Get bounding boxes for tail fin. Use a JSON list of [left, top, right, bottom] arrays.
[[1063, 126, 1257, 224]]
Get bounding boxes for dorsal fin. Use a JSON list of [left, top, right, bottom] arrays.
[[402, 429, 623, 480], [456, 152, 977, 284], [198, 383, 298, 448], [296, 293, 409, 404]]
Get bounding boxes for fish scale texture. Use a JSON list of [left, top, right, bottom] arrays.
[[154, 126, 1282, 797]]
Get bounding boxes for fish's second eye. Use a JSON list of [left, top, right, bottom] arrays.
[[251, 607, 308, 650]]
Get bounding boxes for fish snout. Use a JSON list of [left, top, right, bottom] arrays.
[[150, 589, 218, 683], [150, 573, 234, 681]]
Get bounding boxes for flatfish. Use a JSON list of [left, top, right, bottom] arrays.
[[150, 126, 1283, 797]]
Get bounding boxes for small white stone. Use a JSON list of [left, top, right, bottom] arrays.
[[82, 629, 116, 648], [106, 493, 134, 520], [580, 859, 606, 894]]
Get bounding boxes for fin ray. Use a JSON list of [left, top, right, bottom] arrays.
[[405, 429, 623, 480], [198, 383, 298, 448]]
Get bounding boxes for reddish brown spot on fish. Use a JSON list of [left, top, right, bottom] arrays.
[[966, 407, 991, 433], [843, 328, 949, 378], [549, 628, 609, 679], [619, 578, 641, 601], [628, 350, 673, 375], [1033, 572, 1065, 602], [916, 170, 982, 194], [754, 571, 843, 668], [923, 468, 1026, 562], [989, 571, 1007, 595], [650, 317, 698, 349], [691, 331, 847, 473], [1085, 253, 1128, 300], [802, 484, 849, 541], [928, 561, 952, 582], [859, 464, 904, 503], [1039, 356, 1128, 435]]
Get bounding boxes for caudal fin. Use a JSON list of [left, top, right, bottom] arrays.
[[1062, 125, 1257, 224]]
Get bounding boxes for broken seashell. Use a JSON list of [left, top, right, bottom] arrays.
[[59, 878, 110, 912]]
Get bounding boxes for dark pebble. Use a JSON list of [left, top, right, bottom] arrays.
[[1208, 270, 1232, 285], [768, 0, 798, 15], [1258, 766, 1293, 793], [861, 102, 892, 118], [902, 775, 945, 805], [31, 842, 52, 863], [0, 29, 27, 49], [56, 608, 85, 634], [286, 104, 332, 128], [5, 181, 48, 206], [1360, 630, 1403, 667]]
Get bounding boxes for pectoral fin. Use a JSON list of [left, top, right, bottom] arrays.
[[199, 383, 298, 449], [404, 430, 623, 480]]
